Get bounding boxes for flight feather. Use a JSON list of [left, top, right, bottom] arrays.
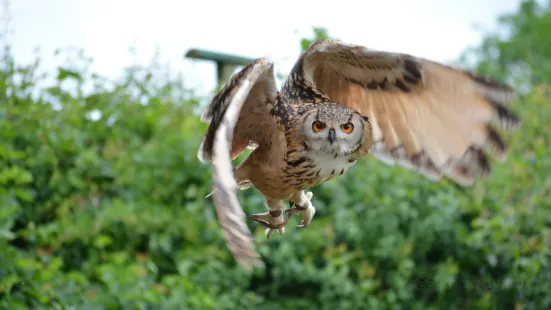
[[297, 39, 520, 185]]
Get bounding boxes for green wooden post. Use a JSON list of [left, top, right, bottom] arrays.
[[184, 48, 255, 87]]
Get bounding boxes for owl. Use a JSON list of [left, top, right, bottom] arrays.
[[197, 39, 521, 270]]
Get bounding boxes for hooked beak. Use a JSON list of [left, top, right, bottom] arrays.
[[327, 129, 336, 145]]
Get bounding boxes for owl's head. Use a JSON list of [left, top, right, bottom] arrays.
[[302, 103, 369, 155]]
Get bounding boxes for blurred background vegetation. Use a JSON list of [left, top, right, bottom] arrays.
[[1, 0, 550, 309]]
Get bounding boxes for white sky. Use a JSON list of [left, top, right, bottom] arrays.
[[5, 0, 521, 96]]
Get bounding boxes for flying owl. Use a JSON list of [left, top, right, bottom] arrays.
[[197, 39, 521, 269]]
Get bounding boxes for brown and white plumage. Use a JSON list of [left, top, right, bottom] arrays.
[[197, 39, 521, 270], [300, 39, 520, 185], [198, 59, 279, 269]]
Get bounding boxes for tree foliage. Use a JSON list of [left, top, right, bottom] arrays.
[[460, 0, 551, 89], [1, 1, 550, 309]]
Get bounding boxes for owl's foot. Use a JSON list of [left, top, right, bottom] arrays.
[[288, 192, 315, 228], [249, 210, 293, 239], [249, 192, 315, 236]]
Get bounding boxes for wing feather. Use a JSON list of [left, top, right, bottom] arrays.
[[198, 58, 278, 162], [198, 59, 277, 269], [299, 40, 521, 185]]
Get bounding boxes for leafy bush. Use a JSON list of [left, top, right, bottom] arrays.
[[1, 1, 550, 309]]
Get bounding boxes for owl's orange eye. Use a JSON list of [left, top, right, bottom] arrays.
[[312, 121, 326, 132], [340, 122, 354, 134]]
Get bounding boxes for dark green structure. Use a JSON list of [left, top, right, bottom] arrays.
[[185, 48, 255, 86]]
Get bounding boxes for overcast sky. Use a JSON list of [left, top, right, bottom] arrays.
[[5, 0, 521, 95]]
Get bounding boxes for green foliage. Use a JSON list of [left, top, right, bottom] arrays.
[[460, 0, 551, 88], [1, 3, 551, 309]]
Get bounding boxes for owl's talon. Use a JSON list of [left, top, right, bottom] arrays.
[[265, 226, 286, 239], [289, 192, 315, 228], [294, 205, 316, 228], [250, 191, 315, 236], [249, 211, 293, 234]]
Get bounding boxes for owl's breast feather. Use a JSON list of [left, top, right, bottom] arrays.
[[307, 152, 357, 182]]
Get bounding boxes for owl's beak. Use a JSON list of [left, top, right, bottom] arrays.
[[327, 129, 336, 145]]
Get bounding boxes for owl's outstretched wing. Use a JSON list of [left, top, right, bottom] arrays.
[[199, 58, 279, 162], [296, 39, 521, 185], [198, 58, 278, 269]]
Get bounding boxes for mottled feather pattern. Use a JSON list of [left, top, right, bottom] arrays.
[[199, 58, 278, 163], [299, 39, 521, 185], [271, 73, 369, 190], [270, 70, 328, 131], [198, 39, 522, 269], [199, 61, 255, 161], [199, 59, 277, 269]]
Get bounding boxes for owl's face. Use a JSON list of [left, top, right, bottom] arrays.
[[301, 103, 368, 156]]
